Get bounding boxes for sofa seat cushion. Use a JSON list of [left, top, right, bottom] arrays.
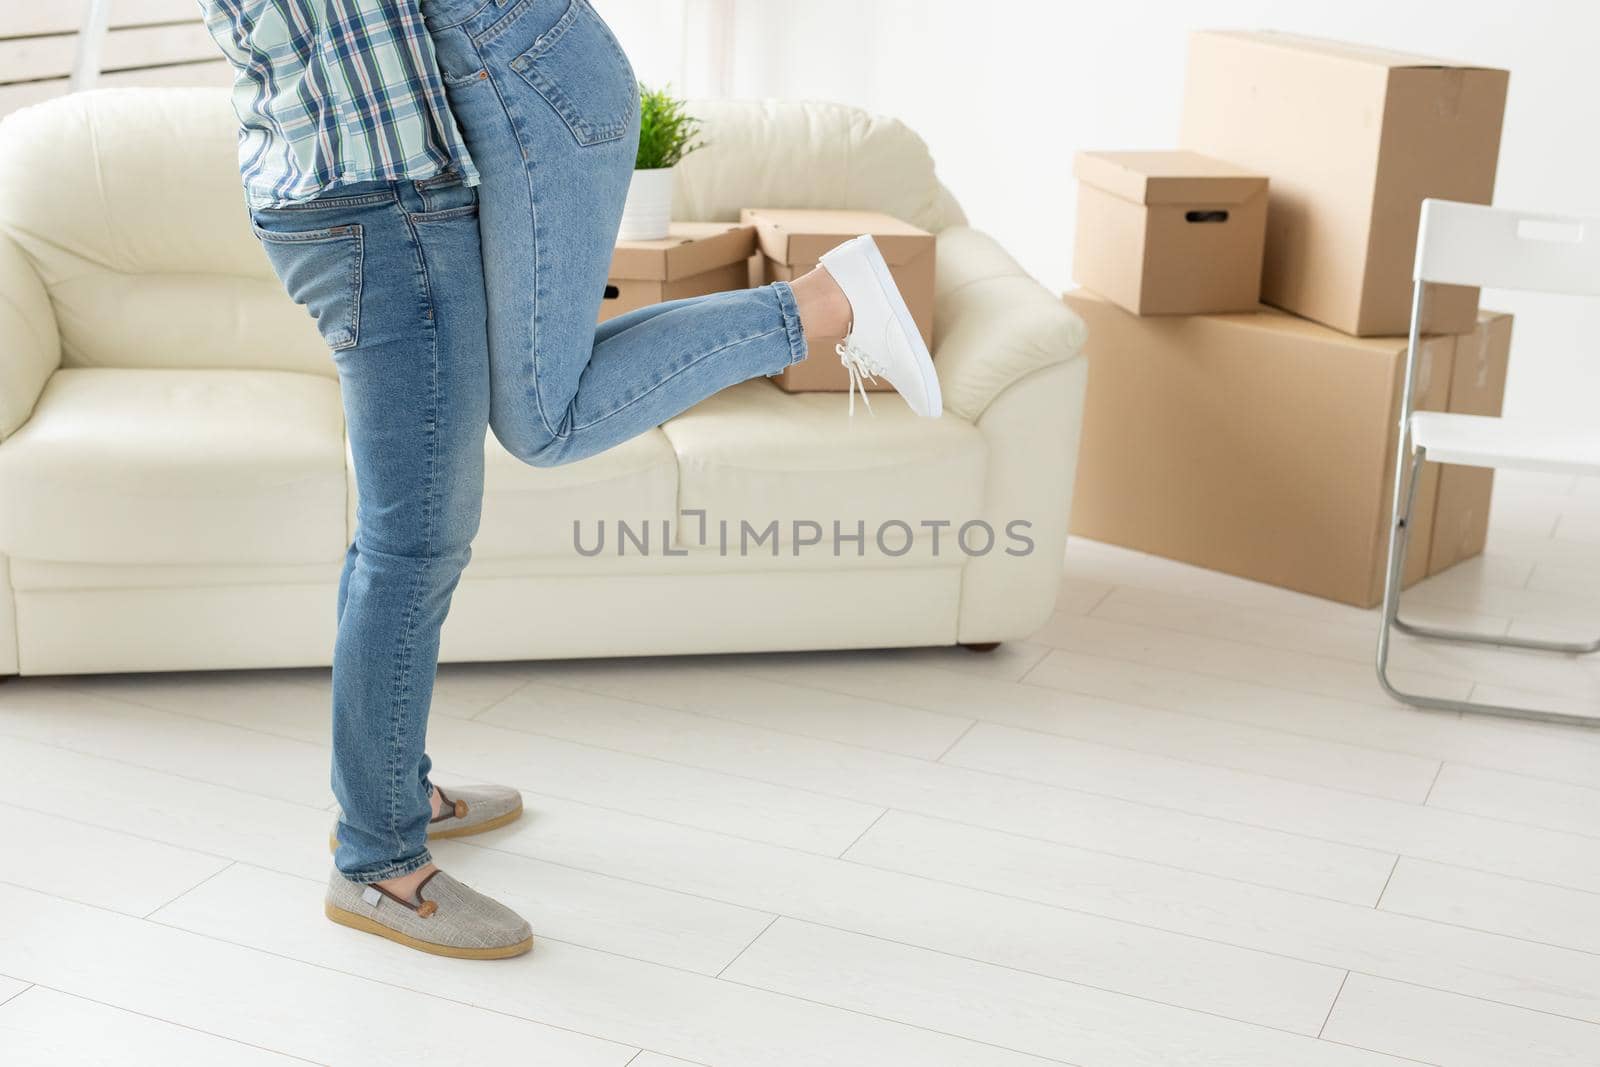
[[661, 380, 988, 553], [471, 429, 680, 560], [0, 368, 347, 565]]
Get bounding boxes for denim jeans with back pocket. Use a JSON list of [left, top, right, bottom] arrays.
[[251, 0, 808, 881]]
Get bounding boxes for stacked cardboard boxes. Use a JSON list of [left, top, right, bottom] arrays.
[[1069, 31, 1511, 607]]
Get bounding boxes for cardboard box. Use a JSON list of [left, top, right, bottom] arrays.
[[742, 208, 935, 392], [601, 222, 757, 323], [1064, 290, 1461, 607], [1073, 150, 1268, 315], [1427, 311, 1512, 576], [1180, 31, 1509, 337]]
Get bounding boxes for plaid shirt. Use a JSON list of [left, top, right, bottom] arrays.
[[200, 0, 480, 209]]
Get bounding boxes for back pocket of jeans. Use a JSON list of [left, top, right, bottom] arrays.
[[510, 0, 635, 146], [252, 223, 364, 351]]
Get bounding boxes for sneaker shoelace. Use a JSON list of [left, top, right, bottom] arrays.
[[836, 340, 884, 417]]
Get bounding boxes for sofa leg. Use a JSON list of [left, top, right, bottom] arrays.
[[961, 642, 1001, 653]]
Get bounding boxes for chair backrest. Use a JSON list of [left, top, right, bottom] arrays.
[[0, 89, 964, 376], [1416, 198, 1600, 296]]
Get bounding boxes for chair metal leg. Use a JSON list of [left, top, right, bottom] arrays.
[[1393, 616, 1600, 655], [1377, 446, 1600, 728]]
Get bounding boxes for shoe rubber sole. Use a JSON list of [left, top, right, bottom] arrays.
[[328, 799, 524, 854], [857, 235, 942, 415], [324, 900, 534, 960]]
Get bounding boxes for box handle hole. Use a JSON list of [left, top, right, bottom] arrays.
[[602, 284, 620, 301], [1185, 210, 1230, 224]]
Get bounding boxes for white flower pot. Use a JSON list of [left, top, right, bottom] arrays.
[[617, 166, 675, 241]]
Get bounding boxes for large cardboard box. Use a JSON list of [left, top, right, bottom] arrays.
[[601, 222, 756, 323], [742, 207, 935, 393], [1180, 31, 1509, 337], [1065, 290, 1465, 607], [1428, 311, 1512, 576], [1073, 150, 1268, 315]]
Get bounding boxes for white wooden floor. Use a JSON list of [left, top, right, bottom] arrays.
[[4, 468, 1600, 1066]]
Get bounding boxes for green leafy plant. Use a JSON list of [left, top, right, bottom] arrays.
[[635, 85, 704, 170]]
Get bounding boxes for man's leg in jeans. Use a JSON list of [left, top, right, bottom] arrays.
[[254, 177, 491, 885]]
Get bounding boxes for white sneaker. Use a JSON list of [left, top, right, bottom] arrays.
[[818, 235, 942, 417]]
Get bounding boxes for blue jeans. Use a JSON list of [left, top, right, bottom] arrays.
[[250, 0, 807, 883]]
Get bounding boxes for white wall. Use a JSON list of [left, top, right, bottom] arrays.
[[599, 0, 1599, 424]]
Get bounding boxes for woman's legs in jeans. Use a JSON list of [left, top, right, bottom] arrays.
[[424, 0, 814, 469]]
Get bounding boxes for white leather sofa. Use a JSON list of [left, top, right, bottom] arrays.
[[0, 89, 1087, 676]]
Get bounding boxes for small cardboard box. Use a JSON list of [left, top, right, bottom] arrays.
[[601, 222, 757, 323], [1181, 31, 1509, 337], [1064, 289, 1467, 607], [742, 208, 935, 393], [1428, 311, 1512, 576], [1072, 150, 1268, 316]]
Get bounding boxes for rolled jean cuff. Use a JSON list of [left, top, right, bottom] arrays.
[[342, 846, 434, 885], [771, 280, 809, 366]]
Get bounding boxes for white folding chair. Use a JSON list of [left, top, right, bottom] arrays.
[[1378, 198, 1600, 727]]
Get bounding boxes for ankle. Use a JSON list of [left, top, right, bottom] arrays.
[[375, 861, 437, 902], [789, 265, 852, 343]]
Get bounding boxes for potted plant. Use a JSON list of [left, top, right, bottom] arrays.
[[618, 85, 704, 241]]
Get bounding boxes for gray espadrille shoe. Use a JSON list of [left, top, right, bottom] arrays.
[[324, 868, 533, 959], [329, 784, 524, 853]]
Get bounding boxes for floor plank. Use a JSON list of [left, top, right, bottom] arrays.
[[0, 985, 305, 1066], [0, 684, 328, 806], [477, 686, 1395, 903], [0, 807, 228, 917], [449, 792, 1348, 1034], [1379, 858, 1600, 956], [0, 884, 636, 1066], [724, 918, 1410, 1067], [1022, 648, 1600, 787], [4, 734, 338, 880], [1426, 763, 1600, 837], [2, 738, 783, 977], [1031, 611, 1472, 705], [525, 664, 974, 759], [1092, 585, 1600, 703], [943, 721, 1600, 895], [0, 682, 882, 856], [846, 809, 1600, 1024], [0, 973, 29, 1005], [1322, 973, 1600, 1067], [715, 650, 1441, 802], [158, 863, 1065, 1067]]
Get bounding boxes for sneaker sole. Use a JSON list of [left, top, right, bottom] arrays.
[[857, 235, 942, 415], [327, 800, 524, 854], [324, 901, 534, 960]]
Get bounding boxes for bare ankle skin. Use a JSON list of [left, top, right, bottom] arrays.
[[371, 789, 444, 900], [376, 862, 437, 902], [789, 265, 852, 347]]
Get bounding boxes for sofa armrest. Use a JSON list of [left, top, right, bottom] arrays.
[[932, 226, 1086, 422], [0, 231, 59, 441]]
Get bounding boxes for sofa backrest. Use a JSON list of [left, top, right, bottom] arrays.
[[0, 89, 963, 376]]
